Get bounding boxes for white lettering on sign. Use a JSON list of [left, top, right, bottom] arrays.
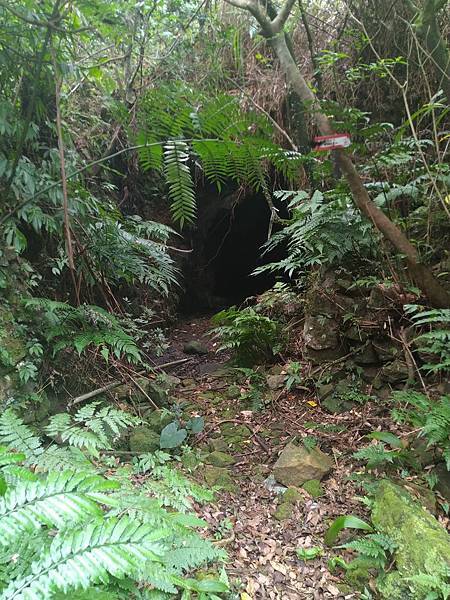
[[313, 134, 351, 151]]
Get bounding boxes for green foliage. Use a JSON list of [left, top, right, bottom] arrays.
[[24, 298, 143, 364], [254, 189, 377, 279], [405, 305, 450, 374], [324, 515, 373, 546], [353, 443, 400, 469], [284, 362, 303, 391], [45, 402, 140, 457], [211, 306, 283, 367], [296, 546, 323, 561], [340, 533, 397, 576], [392, 391, 450, 469], [0, 416, 226, 598], [137, 87, 303, 227]]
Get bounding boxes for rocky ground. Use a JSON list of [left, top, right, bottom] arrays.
[[128, 313, 446, 600], [119, 301, 450, 600]]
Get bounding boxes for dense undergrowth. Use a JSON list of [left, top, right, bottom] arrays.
[[1, 0, 450, 598]]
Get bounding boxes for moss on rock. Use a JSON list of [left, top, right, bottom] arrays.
[[203, 466, 237, 492], [372, 480, 450, 599], [129, 426, 160, 454], [302, 479, 324, 498], [274, 502, 294, 521], [205, 451, 235, 467]]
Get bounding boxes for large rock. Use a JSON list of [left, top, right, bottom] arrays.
[[372, 480, 450, 599], [203, 466, 237, 492], [434, 463, 450, 502], [273, 443, 333, 487], [380, 359, 410, 384], [303, 315, 339, 350]]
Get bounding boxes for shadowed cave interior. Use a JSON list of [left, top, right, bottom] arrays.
[[180, 193, 287, 312]]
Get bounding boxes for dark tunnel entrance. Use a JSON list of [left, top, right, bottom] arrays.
[[180, 192, 287, 313], [204, 195, 275, 304]]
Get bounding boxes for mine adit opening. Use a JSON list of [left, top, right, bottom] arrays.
[[180, 189, 288, 313]]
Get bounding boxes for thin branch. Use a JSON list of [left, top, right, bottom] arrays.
[[69, 358, 193, 407], [0, 0, 90, 34], [272, 0, 297, 32], [224, 75, 298, 150]]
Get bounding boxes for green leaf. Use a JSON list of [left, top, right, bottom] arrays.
[[159, 422, 188, 449], [186, 417, 204, 434], [366, 431, 403, 448], [296, 546, 323, 561], [324, 515, 372, 546]]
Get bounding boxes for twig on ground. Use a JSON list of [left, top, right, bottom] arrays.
[[69, 357, 193, 406]]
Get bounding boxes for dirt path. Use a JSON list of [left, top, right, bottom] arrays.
[[161, 315, 382, 599]]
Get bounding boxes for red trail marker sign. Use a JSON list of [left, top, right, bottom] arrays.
[[313, 133, 351, 151]]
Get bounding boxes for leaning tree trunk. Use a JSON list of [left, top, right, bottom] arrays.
[[224, 0, 450, 308]]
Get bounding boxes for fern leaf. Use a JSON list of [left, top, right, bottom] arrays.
[[163, 141, 196, 227], [1, 517, 168, 599], [0, 471, 118, 545], [0, 410, 43, 458]]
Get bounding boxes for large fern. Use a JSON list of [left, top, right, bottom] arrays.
[[1, 516, 167, 599], [25, 298, 142, 364], [0, 418, 226, 598], [0, 470, 118, 545], [45, 402, 140, 457], [254, 189, 377, 278], [392, 391, 450, 469], [137, 87, 304, 227]]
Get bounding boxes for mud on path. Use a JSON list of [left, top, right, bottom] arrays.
[[156, 315, 391, 600]]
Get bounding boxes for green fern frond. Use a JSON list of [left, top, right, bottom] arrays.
[[167, 536, 225, 573], [0, 470, 119, 546], [0, 410, 43, 458], [164, 140, 196, 227], [45, 403, 139, 457], [37, 446, 96, 473], [1, 516, 168, 599], [353, 443, 398, 469]]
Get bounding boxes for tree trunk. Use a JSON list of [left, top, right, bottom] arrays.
[[267, 30, 450, 308]]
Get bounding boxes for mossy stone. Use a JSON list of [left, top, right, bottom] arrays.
[[209, 438, 229, 452], [203, 466, 237, 492], [302, 479, 324, 498], [129, 426, 160, 454], [219, 423, 251, 450], [183, 340, 208, 355], [225, 384, 241, 399], [144, 410, 174, 434], [205, 451, 235, 467], [345, 557, 380, 590], [282, 487, 303, 504], [372, 480, 450, 599], [274, 502, 294, 521]]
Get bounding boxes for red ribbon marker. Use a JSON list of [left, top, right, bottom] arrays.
[[313, 133, 351, 151]]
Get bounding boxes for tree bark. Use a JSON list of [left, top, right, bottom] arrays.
[[224, 0, 450, 308]]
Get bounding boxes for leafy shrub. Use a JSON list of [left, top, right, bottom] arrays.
[[211, 306, 283, 366], [254, 189, 377, 279]]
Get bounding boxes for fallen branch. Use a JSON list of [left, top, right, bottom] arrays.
[[69, 357, 192, 407]]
